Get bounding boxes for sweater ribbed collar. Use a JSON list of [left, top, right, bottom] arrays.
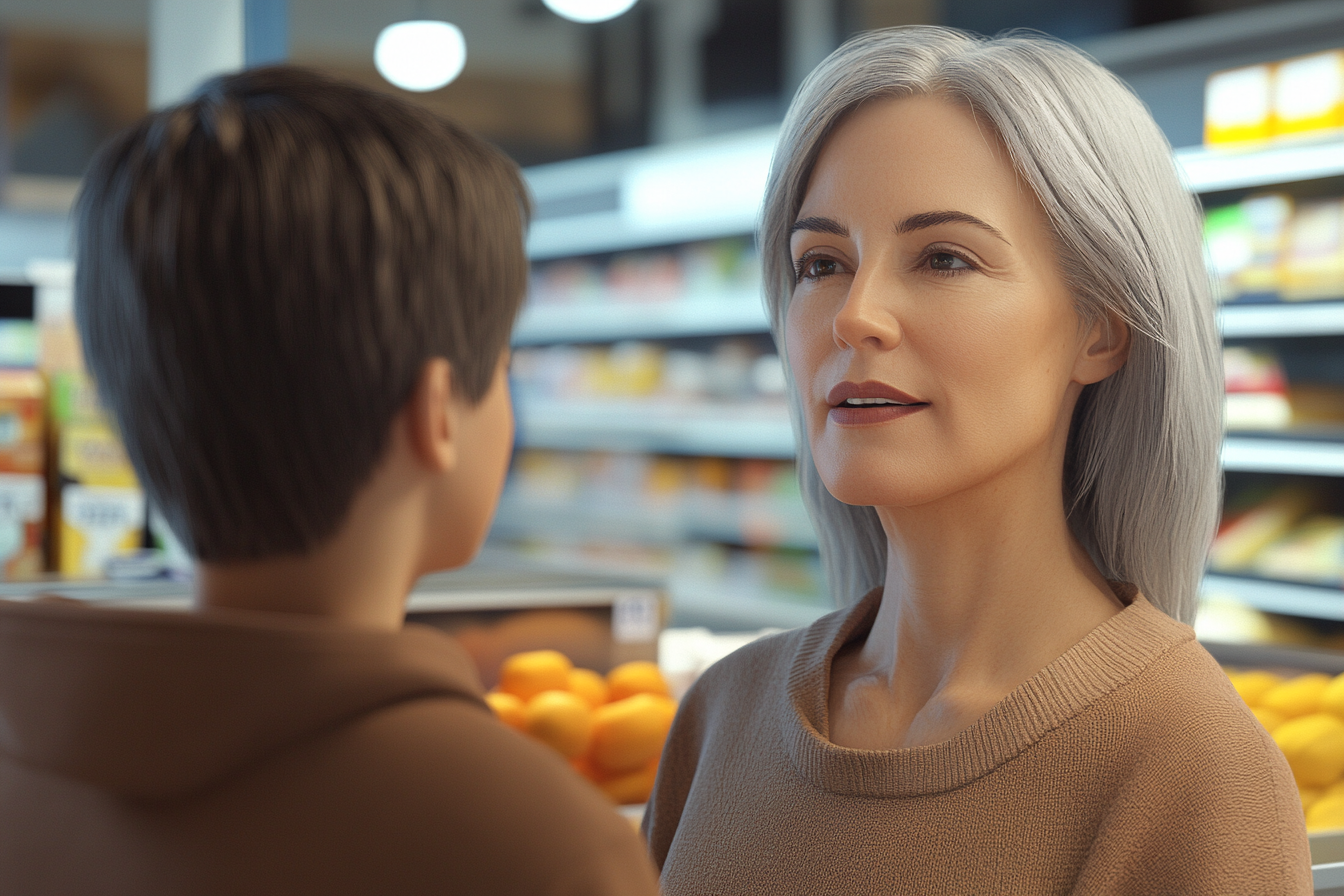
[[782, 585, 1192, 797]]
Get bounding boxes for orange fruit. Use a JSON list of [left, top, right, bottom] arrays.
[[484, 691, 527, 732], [1252, 705, 1285, 733], [568, 668, 610, 708], [597, 757, 660, 805], [499, 649, 573, 701], [591, 692, 677, 774], [1273, 712, 1344, 788], [570, 754, 602, 783], [1230, 669, 1284, 706], [607, 660, 670, 702], [525, 689, 593, 758], [1262, 673, 1331, 720], [1320, 673, 1344, 719]]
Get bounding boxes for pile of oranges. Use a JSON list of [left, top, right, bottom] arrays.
[[1228, 667, 1344, 831], [485, 649, 678, 805]]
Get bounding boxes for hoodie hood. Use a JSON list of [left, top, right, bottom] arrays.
[[0, 597, 485, 802]]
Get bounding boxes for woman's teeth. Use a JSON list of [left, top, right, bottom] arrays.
[[842, 398, 910, 406]]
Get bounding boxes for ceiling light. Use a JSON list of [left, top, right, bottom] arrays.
[[542, 0, 640, 24], [374, 20, 466, 92]]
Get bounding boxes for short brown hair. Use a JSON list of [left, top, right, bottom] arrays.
[[75, 66, 530, 562]]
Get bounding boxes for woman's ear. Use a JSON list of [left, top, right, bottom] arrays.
[[1074, 311, 1131, 386], [405, 358, 459, 473]]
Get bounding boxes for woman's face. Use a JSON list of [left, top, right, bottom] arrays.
[[786, 94, 1117, 510]]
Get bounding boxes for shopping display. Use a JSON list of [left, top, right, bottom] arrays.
[[1222, 346, 1344, 432], [1211, 485, 1344, 587], [528, 238, 760, 310], [0, 370, 46, 578], [485, 650, 677, 805], [1204, 193, 1344, 303], [1204, 49, 1344, 146], [1227, 667, 1344, 831], [48, 371, 145, 578]]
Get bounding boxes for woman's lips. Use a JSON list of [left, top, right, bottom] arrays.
[[826, 380, 928, 425], [828, 403, 928, 425]]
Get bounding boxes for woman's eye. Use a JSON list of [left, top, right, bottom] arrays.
[[927, 251, 971, 273], [795, 255, 843, 281]]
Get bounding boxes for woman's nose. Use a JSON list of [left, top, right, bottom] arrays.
[[832, 264, 903, 352]]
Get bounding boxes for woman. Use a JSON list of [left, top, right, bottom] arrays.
[[643, 26, 1311, 895]]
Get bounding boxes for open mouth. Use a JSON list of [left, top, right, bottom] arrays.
[[826, 382, 929, 424], [837, 398, 922, 408]]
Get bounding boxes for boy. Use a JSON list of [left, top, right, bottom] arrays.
[[0, 67, 661, 895]]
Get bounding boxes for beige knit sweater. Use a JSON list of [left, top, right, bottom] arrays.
[[643, 587, 1312, 894]]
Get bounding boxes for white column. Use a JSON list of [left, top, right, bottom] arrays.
[[649, 0, 719, 143], [149, 0, 246, 109], [784, 0, 839, 96]]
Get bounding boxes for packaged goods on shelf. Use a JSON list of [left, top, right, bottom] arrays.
[[1196, 594, 1310, 644], [0, 370, 46, 579], [1205, 63, 1274, 145], [49, 371, 145, 578], [512, 338, 786, 406], [1272, 51, 1344, 140], [1280, 198, 1344, 301], [1205, 193, 1344, 303], [497, 449, 813, 550], [1205, 50, 1344, 147], [1211, 485, 1344, 586], [1223, 346, 1291, 429], [528, 237, 760, 308]]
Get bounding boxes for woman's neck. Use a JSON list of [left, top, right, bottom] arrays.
[[828, 459, 1125, 750]]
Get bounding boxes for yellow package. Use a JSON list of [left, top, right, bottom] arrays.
[[1205, 63, 1274, 146], [1273, 50, 1344, 139], [59, 484, 145, 578]]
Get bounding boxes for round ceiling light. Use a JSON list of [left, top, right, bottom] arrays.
[[373, 20, 466, 92], [542, 0, 640, 24]]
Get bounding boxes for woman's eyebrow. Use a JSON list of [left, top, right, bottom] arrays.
[[895, 210, 1010, 244], [789, 215, 849, 237]]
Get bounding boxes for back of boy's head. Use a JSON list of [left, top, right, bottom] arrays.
[[75, 65, 530, 563]]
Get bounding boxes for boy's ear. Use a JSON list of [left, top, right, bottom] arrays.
[[1074, 310, 1131, 386], [406, 358, 458, 472]]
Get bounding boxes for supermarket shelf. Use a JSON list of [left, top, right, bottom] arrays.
[[1174, 139, 1344, 193], [1203, 573, 1344, 620], [513, 295, 770, 345], [1219, 301, 1344, 338], [666, 574, 830, 630], [515, 398, 796, 459], [492, 495, 818, 550], [1221, 436, 1344, 476]]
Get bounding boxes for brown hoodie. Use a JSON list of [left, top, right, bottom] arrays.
[[0, 597, 661, 896]]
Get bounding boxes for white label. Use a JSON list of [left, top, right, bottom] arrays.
[[0, 474, 43, 524], [612, 590, 661, 644], [1206, 66, 1271, 127], [1275, 52, 1343, 120]]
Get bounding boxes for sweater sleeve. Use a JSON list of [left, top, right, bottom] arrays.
[[1070, 653, 1312, 895]]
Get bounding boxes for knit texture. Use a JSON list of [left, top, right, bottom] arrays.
[[644, 588, 1312, 894]]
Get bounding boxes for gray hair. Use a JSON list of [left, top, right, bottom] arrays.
[[761, 26, 1222, 625]]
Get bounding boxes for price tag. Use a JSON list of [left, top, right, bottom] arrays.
[[612, 591, 660, 644]]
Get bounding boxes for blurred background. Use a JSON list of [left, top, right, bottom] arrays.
[[0, 0, 1341, 642]]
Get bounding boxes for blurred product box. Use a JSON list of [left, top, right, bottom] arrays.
[[1223, 346, 1291, 430], [0, 370, 46, 579], [1205, 63, 1274, 145], [49, 371, 145, 578], [1205, 194, 1344, 303], [1272, 51, 1344, 139], [1280, 198, 1344, 300], [1205, 50, 1344, 147]]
